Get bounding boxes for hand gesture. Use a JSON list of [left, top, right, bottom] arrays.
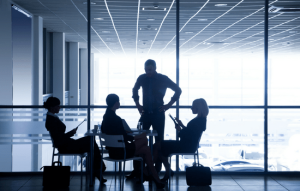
[[175, 118, 184, 127], [71, 128, 77, 136], [137, 104, 144, 114], [175, 124, 181, 131], [159, 103, 171, 112]]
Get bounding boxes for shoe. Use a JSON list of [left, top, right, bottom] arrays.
[[160, 170, 174, 182], [126, 170, 138, 179], [153, 178, 165, 189], [94, 169, 107, 184], [136, 173, 151, 184]]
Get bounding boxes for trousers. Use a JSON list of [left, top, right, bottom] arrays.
[[58, 136, 105, 171]]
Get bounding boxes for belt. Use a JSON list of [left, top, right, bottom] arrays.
[[143, 108, 163, 114]]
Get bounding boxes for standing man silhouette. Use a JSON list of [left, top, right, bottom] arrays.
[[132, 59, 182, 173]]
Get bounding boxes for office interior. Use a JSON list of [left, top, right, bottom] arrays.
[[0, 0, 300, 190]]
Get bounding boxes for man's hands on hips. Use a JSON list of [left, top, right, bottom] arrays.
[[159, 103, 172, 112], [136, 103, 144, 114]]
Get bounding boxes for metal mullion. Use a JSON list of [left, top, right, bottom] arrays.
[[3, 105, 300, 109], [175, 0, 180, 173], [264, 0, 269, 173], [87, 0, 91, 131], [87, 0, 94, 187]]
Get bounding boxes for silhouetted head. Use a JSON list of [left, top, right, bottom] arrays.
[[144, 59, 157, 77], [191, 98, 209, 117], [106, 94, 120, 110], [43, 97, 61, 114]]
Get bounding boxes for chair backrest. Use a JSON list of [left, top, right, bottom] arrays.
[[99, 133, 125, 148], [198, 131, 203, 145]]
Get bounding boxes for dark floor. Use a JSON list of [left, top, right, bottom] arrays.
[[0, 174, 300, 191]]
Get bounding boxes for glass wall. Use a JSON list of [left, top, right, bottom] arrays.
[[268, 109, 300, 171], [268, 0, 300, 105], [179, 109, 265, 171], [2, 0, 300, 173]]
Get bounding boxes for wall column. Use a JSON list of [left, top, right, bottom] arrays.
[[90, 53, 94, 105], [80, 49, 87, 105], [32, 16, 43, 105], [69, 42, 79, 105], [0, 0, 13, 172], [53, 32, 65, 104], [31, 15, 43, 171]]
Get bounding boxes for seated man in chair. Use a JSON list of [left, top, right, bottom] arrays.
[[101, 94, 164, 188]]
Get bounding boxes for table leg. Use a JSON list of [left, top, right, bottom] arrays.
[[149, 136, 153, 157], [149, 135, 153, 186], [89, 135, 94, 186]]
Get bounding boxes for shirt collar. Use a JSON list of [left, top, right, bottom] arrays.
[[146, 71, 158, 79], [47, 111, 59, 118]]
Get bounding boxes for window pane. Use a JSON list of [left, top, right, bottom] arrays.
[[268, 1, 300, 105], [180, 109, 264, 172], [93, 1, 177, 106], [179, 0, 265, 105], [268, 109, 300, 171], [0, 108, 87, 172]]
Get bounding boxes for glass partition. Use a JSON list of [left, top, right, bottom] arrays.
[[179, 109, 264, 172], [3, 0, 300, 173], [268, 109, 300, 171], [0, 108, 87, 172]]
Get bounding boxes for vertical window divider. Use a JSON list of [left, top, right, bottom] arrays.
[[176, 0, 180, 173], [87, 0, 93, 186], [264, 0, 269, 173]]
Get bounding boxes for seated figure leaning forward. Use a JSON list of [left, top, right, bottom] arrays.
[[153, 98, 209, 182], [101, 94, 165, 189], [44, 97, 107, 183]]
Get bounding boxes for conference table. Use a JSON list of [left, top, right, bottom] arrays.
[[85, 129, 158, 186]]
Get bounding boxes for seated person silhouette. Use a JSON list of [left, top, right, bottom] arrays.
[[44, 97, 106, 183], [153, 98, 209, 182], [101, 94, 164, 188]]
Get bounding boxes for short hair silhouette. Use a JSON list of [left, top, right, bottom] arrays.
[[43, 97, 60, 110], [193, 98, 209, 117], [106, 94, 119, 108], [144, 59, 156, 68]]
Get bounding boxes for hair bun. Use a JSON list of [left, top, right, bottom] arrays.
[[43, 97, 60, 110]]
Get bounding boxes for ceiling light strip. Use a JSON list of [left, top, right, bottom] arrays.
[[179, 0, 210, 32], [243, 34, 298, 52], [177, 0, 244, 51], [270, 42, 300, 53], [217, 15, 282, 52], [136, 0, 141, 57], [37, 0, 104, 55], [220, 26, 300, 56], [220, 17, 300, 54], [70, 0, 114, 55], [191, 44, 214, 55], [147, 0, 175, 55], [158, 0, 210, 55], [12, 5, 32, 18], [183, 5, 268, 54], [220, 0, 279, 43], [237, 32, 299, 54], [104, 0, 127, 56]]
